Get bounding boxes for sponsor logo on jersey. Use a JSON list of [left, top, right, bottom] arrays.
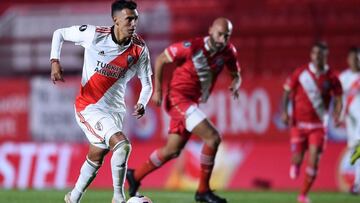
[[79, 25, 87, 32], [95, 60, 128, 79]]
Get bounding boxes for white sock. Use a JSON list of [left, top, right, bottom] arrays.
[[70, 158, 100, 203], [111, 140, 131, 203]]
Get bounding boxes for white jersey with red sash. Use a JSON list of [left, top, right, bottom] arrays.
[[50, 25, 152, 113], [340, 69, 360, 115], [339, 68, 360, 148]]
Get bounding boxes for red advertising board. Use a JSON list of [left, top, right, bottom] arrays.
[[0, 141, 352, 191], [128, 73, 289, 142], [0, 79, 29, 142]]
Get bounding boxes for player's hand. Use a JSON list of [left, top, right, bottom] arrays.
[[51, 61, 65, 84], [229, 76, 241, 99], [281, 112, 290, 126], [333, 116, 344, 128], [152, 90, 162, 106], [132, 103, 145, 119], [229, 87, 239, 99]]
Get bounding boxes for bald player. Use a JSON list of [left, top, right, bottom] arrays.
[[126, 18, 241, 203]]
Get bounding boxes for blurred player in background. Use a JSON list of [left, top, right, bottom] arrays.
[[126, 17, 241, 203], [281, 42, 342, 203], [50, 1, 152, 203], [339, 47, 360, 194]]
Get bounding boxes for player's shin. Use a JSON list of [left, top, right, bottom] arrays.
[[71, 157, 101, 203], [111, 140, 131, 203], [198, 144, 217, 193], [134, 149, 168, 181], [300, 166, 317, 196]]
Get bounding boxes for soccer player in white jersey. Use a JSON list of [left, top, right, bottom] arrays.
[[339, 47, 360, 194], [50, 1, 152, 203]]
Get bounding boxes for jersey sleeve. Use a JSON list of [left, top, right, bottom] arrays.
[[50, 25, 95, 60], [284, 68, 301, 91], [225, 44, 241, 73], [135, 46, 153, 78], [164, 41, 191, 62], [135, 45, 153, 107]]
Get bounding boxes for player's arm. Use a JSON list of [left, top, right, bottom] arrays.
[[229, 70, 241, 99], [226, 45, 242, 99], [332, 95, 342, 125], [332, 76, 343, 126], [281, 73, 297, 126], [281, 88, 291, 126], [133, 46, 153, 119], [281, 69, 300, 126], [50, 25, 94, 84], [151, 50, 173, 106]]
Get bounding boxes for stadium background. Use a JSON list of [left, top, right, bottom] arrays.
[[0, 0, 360, 194]]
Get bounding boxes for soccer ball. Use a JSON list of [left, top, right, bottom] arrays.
[[126, 195, 152, 203]]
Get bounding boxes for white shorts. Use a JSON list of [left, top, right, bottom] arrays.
[[75, 107, 124, 149], [185, 105, 207, 132], [346, 96, 360, 148]]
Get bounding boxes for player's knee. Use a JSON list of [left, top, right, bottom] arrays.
[[305, 166, 317, 179], [170, 150, 181, 159], [113, 140, 132, 155], [291, 154, 303, 165], [164, 147, 182, 160], [206, 132, 222, 149], [86, 156, 102, 169]]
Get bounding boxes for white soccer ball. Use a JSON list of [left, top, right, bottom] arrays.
[[126, 195, 152, 203]]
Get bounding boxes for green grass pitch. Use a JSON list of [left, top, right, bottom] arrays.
[[0, 189, 358, 203]]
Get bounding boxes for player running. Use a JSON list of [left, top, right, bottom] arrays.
[[126, 17, 241, 203], [281, 42, 342, 203], [50, 1, 152, 202]]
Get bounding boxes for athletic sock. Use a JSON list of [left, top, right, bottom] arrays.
[[197, 144, 217, 193], [71, 157, 100, 203], [111, 141, 131, 202], [134, 149, 166, 181], [300, 166, 317, 196]]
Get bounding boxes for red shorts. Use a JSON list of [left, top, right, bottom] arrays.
[[164, 95, 196, 137], [290, 127, 326, 153]]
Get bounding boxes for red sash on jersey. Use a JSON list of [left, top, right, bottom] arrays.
[[298, 69, 326, 122], [345, 77, 360, 115]]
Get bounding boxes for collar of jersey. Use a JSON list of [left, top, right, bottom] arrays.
[[308, 62, 329, 75], [111, 26, 131, 47]]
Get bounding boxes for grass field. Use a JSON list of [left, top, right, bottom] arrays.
[[0, 189, 358, 203]]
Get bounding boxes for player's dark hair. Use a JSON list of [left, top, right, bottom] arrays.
[[111, 0, 137, 17], [349, 46, 360, 54], [313, 41, 328, 51]]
